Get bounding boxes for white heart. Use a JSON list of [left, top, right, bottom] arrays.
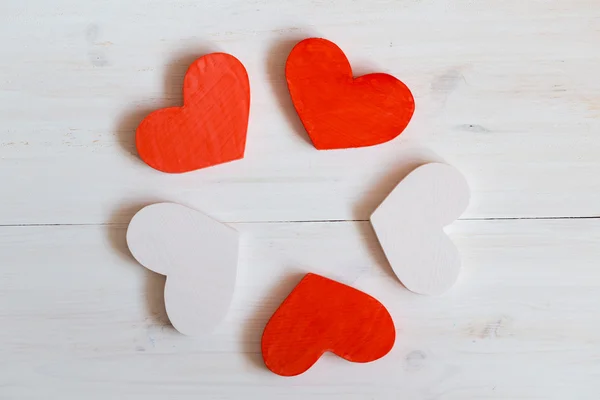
[[370, 163, 470, 295], [126, 203, 238, 335]]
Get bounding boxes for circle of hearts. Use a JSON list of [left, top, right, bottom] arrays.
[[126, 37, 469, 377]]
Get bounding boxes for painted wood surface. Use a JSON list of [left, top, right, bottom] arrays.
[[126, 203, 239, 336], [371, 163, 469, 295], [0, 0, 599, 225], [136, 53, 250, 173], [262, 273, 395, 376], [1, 220, 600, 399], [1, 0, 599, 398], [286, 38, 414, 149]]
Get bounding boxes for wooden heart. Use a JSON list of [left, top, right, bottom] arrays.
[[261, 273, 395, 376], [370, 163, 470, 295], [136, 53, 250, 173], [285, 38, 415, 150], [126, 203, 239, 335]]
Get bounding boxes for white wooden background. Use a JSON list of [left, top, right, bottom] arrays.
[[1, 0, 599, 398]]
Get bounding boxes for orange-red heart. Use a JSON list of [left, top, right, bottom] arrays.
[[136, 53, 250, 173], [261, 273, 396, 376], [286, 38, 415, 150]]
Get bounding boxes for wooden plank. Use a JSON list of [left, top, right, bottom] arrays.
[[0, 1, 599, 224], [1, 219, 599, 398]]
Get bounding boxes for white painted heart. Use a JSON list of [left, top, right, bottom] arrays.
[[370, 163, 470, 295], [126, 203, 239, 335]]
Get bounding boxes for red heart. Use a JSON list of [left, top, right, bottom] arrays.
[[261, 273, 396, 376], [286, 38, 415, 150], [136, 53, 250, 173]]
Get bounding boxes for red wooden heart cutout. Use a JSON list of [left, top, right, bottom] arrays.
[[286, 38, 415, 150], [136, 53, 250, 173], [261, 273, 396, 376]]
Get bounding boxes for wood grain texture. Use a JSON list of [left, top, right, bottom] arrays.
[[371, 163, 470, 295], [261, 273, 395, 376], [285, 38, 414, 149], [1, 0, 600, 398], [1, 220, 600, 398], [0, 1, 598, 224], [136, 53, 250, 173], [126, 203, 239, 336]]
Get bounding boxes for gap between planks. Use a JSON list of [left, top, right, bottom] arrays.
[[1, 215, 600, 228]]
